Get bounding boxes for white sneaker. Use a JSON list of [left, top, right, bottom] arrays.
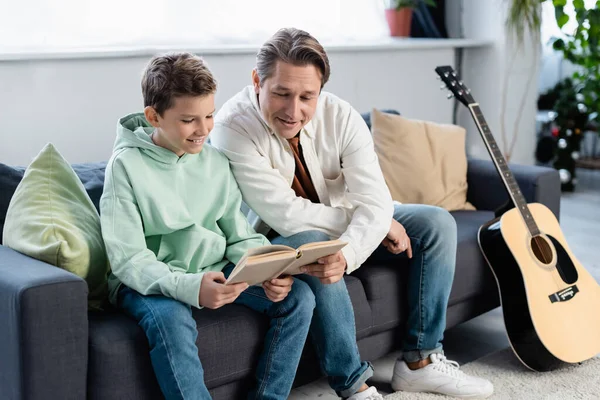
[[391, 353, 494, 398], [346, 386, 384, 400]]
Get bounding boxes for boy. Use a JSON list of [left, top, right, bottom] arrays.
[[100, 52, 315, 400]]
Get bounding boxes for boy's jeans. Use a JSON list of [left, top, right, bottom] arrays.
[[118, 268, 316, 400]]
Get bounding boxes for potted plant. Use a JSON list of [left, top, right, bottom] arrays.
[[383, 0, 436, 37]]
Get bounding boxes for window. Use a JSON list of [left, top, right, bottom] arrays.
[[0, 0, 389, 53]]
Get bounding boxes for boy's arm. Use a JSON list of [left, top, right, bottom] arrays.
[[218, 168, 270, 265], [101, 158, 204, 308]]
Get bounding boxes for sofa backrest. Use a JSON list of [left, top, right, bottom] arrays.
[[0, 162, 106, 244]]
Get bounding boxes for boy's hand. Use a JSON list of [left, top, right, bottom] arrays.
[[383, 219, 413, 258], [262, 276, 294, 302], [301, 250, 346, 284], [199, 272, 248, 309]]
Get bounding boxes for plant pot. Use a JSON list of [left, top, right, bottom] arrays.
[[385, 8, 413, 37]]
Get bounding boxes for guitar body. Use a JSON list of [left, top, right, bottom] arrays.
[[479, 202, 600, 371]]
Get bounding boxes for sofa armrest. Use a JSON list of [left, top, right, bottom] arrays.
[[0, 245, 89, 400], [466, 159, 561, 219]]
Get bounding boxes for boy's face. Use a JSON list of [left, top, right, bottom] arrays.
[[252, 61, 321, 140], [144, 94, 215, 157]]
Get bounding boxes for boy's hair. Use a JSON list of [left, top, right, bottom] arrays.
[[256, 28, 330, 89], [142, 52, 217, 116]]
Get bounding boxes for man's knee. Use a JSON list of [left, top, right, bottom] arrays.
[[407, 206, 457, 238]]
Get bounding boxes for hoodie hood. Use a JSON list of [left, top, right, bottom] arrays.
[[114, 113, 192, 164]]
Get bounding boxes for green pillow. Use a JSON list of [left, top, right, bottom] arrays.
[[3, 143, 109, 310]]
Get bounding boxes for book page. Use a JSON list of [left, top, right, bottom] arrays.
[[284, 240, 347, 275], [225, 251, 297, 286]]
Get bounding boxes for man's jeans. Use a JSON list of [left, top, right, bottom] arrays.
[[117, 268, 316, 400], [368, 203, 457, 363], [270, 233, 374, 398], [274, 203, 456, 366]]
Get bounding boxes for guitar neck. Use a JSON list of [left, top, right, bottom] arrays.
[[468, 104, 540, 237]]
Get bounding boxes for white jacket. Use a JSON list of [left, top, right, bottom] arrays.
[[211, 86, 394, 273]]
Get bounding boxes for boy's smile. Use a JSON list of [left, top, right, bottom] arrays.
[[145, 94, 215, 156]]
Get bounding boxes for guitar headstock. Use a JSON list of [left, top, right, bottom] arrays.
[[435, 66, 475, 107]]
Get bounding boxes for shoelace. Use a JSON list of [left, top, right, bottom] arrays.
[[430, 354, 465, 378]]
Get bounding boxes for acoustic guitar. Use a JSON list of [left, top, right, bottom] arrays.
[[435, 65, 600, 372]]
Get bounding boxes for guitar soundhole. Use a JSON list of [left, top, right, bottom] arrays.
[[531, 236, 553, 265]]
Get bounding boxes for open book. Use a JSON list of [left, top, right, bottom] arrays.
[[225, 240, 347, 286]]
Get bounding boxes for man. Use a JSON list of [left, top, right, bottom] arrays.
[[211, 28, 494, 399]]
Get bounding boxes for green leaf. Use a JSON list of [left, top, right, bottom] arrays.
[[573, 0, 584, 9], [553, 0, 567, 6], [555, 8, 570, 28]]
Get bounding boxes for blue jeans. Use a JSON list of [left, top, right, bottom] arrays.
[[268, 232, 374, 398], [367, 203, 457, 363], [117, 269, 316, 400]]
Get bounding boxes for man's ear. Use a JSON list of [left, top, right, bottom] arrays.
[[251, 69, 261, 94], [144, 106, 160, 128]]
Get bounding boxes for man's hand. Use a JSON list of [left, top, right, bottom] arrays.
[[262, 275, 294, 302], [301, 250, 346, 284], [199, 272, 249, 309], [383, 219, 413, 258]]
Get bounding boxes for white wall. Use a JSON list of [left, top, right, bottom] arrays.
[[0, 46, 464, 166], [458, 0, 541, 166], [0, 0, 543, 167]]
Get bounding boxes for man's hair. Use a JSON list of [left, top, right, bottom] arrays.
[[256, 28, 330, 89], [141, 52, 217, 116]]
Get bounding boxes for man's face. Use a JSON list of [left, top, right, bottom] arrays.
[[145, 94, 215, 156], [253, 61, 321, 139]]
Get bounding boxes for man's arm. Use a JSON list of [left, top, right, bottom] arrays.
[[212, 125, 351, 239], [335, 107, 394, 272]]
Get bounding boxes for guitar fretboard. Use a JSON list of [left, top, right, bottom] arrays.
[[469, 104, 540, 237]]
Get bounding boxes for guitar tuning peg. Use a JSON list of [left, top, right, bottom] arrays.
[[436, 76, 441, 80], [452, 71, 457, 77], [444, 72, 450, 78], [447, 93, 454, 99], [459, 80, 464, 86], [440, 84, 447, 90]]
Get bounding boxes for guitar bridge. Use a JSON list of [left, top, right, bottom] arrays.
[[549, 285, 579, 303]]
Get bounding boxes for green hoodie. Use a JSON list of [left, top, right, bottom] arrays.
[[100, 113, 269, 308]]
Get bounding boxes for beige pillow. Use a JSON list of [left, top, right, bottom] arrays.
[[371, 109, 475, 211]]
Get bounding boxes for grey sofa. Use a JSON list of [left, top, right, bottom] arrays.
[[0, 112, 562, 400]]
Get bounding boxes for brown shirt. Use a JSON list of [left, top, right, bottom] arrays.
[[287, 136, 320, 203]]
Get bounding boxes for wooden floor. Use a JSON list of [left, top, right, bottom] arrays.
[[289, 168, 600, 399]]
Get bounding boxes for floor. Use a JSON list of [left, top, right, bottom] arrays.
[[289, 167, 600, 399]]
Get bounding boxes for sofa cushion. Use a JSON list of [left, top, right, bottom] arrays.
[[449, 210, 498, 306], [0, 161, 106, 244], [88, 304, 268, 398], [2, 144, 110, 310], [350, 262, 409, 335], [371, 109, 475, 211]]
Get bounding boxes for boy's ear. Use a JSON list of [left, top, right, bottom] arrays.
[[144, 106, 161, 128], [251, 69, 261, 94]]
